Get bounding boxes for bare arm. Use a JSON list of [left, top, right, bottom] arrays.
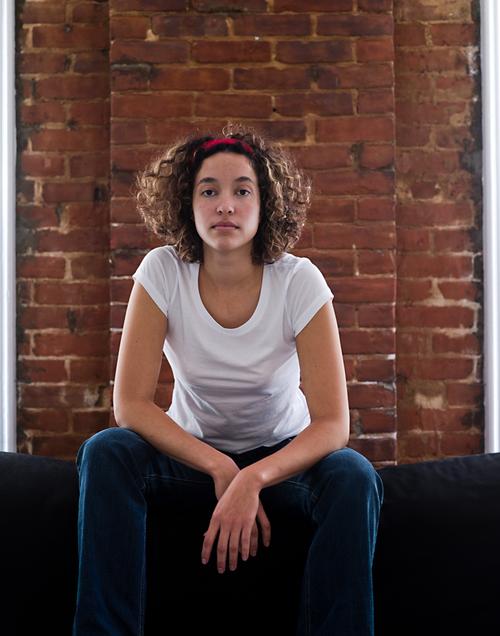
[[113, 280, 232, 478], [244, 299, 350, 490]]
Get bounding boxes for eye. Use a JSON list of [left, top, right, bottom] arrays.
[[201, 188, 216, 197], [237, 188, 251, 196]]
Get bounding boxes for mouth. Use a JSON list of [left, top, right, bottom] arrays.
[[212, 223, 238, 229]]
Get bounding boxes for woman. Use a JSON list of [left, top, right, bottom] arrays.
[[72, 125, 384, 636]]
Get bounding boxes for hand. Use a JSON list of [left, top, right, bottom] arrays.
[[202, 465, 271, 574]]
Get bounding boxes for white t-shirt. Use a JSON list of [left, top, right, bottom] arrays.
[[132, 245, 334, 453]]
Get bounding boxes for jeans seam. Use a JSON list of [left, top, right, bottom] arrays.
[[144, 474, 211, 487]]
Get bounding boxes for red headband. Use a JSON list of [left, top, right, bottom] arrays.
[[196, 137, 254, 157]]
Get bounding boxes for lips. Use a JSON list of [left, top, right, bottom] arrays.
[[213, 222, 238, 228]]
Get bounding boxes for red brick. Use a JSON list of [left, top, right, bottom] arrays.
[[359, 144, 394, 169], [195, 93, 272, 118], [399, 357, 474, 381], [440, 432, 483, 457], [398, 253, 472, 278], [397, 306, 474, 329], [357, 410, 396, 435], [341, 330, 394, 354], [67, 157, 103, 184], [435, 77, 474, 101], [317, 63, 394, 89], [357, 198, 394, 221], [233, 14, 311, 36], [21, 153, 65, 177], [113, 93, 193, 118], [396, 332, 429, 355], [65, 203, 109, 228], [277, 40, 352, 64], [397, 101, 466, 126], [358, 304, 395, 327], [398, 432, 439, 460], [430, 23, 477, 46], [111, 121, 147, 145], [234, 68, 311, 90], [313, 169, 393, 196], [332, 278, 395, 302], [152, 14, 227, 37], [349, 436, 396, 463], [396, 49, 468, 74], [397, 202, 474, 227], [359, 0, 392, 11], [31, 433, 95, 459], [357, 37, 394, 62], [72, 2, 108, 22], [31, 129, 109, 152], [34, 282, 108, 307], [36, 75, 109, 99], [191, 0, 267, 10], [19, 359, 68, 383], [317, 116, 393, 142], [192, 40, 270, 63], [18, 255, 65, 280], [274, 92, 353, 116], [114, 0, 187, 10], [432, 334, 480, 355], [111, 40, 188, 64], [292, 145, 352, 171], [110, 17, 149, 40], [398, 228, 430, 251], [395, 0, 472, 21], [408, 180, 440, 199], [150, 66, 230, 92], [32, 24, 108, 49], [435, 126, 472, 149], [21, 2, 65, 23], [358, 250, 394, 274], [112, 66, 149, 91], [394, 23, 426, 47], [19, 52, 67, 74], [73, 51, 109, 74], [275, 0, 352, 10], [356, 358, 394, 382], [438, 281, 479, 302], [317, 14, 393, 36], [314, 223, 395, 249], [69, 101, 109, 126], [348, 383, 395, 408], [446, 383, 482, 407], [433, 228, 478, 252], [70, 359, 110, 383], [37, 229, 108, 252], [358, 89, 394, 114], [73, 412, 113, 435], [396, 125, 431, 147], [398, 149, 461, 177], [397, 279, 432, 302], [307, 198, 355, 222], [19, 409, 69, 433]]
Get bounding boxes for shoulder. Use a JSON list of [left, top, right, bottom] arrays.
[[268, 251, 322, 283]]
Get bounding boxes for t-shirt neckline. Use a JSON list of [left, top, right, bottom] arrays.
[[193, 262, 269, 335]]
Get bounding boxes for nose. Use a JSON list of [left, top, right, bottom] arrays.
[[216, 199, 234, 214]]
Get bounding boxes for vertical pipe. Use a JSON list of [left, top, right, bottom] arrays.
[[1, 0, 17, 452], [481, 0, 500, 453]]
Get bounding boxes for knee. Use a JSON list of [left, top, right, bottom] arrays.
[[76, 427, 144, 470], [321, 447, 384, 505]]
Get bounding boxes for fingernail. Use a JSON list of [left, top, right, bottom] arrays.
[[202, 558, 207, 564]]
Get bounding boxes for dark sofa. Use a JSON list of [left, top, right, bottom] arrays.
[[1, 448, 499, 635]]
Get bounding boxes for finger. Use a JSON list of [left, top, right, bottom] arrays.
[[229, 527, 242, 571], [250, 520, 258, 557], [217, 527, 230, 574], [201, 524, 217, 564], [257, 502, 271, 547], [240, 522, 253, 561]]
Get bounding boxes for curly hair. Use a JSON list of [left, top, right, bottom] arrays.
[[132, 123, 311, 264]]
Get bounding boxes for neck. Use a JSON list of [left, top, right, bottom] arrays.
[[200, 248, 262, 290]]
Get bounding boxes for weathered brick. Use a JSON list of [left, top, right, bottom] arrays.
[[152, 14, 228, 37], [191, 0, 267, 10], [234, 67, 311, 90], [194, 93, 272, 118], [151, 67, 230, 91], [275, 0, 352, 10], [192, 40, 270, 63], [21, 2, 65, 24], [317, 62, 393, 88], [358, 304, 395, 327], [317, 116, 394, 142], [233, 14, 311, 36], [36, 75, 109, 99], [277, 40, 352, 64], [430, 23, 477, 46], [357, 37, 394, 62], [274, 91, 353, 116], [113, 93, 193, 118], [111, 40, 189, 64], [356, 358, 395, 381], [317, 14, 393, 36], [32, 24, 108, 49], [110, 16, 150, 40]]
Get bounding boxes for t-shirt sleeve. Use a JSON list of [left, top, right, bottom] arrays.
[[287, 258, 334, 338], [131, 248, 173, 318]]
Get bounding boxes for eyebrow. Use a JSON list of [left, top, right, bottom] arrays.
[[196, 176, 255, 187]]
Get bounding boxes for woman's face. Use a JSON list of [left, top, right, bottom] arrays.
[[192, 151, 261, 260]]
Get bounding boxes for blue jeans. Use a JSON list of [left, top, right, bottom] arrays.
[[72, 427, 384, 636]]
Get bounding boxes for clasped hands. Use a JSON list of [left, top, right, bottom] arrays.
[[201, 457, 271, 574]]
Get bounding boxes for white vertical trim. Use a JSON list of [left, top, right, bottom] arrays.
[[481, 0, 500, 453], [1, 0, 17, 452]]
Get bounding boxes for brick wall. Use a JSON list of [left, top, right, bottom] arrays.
[[394, 0, 482, 463], [16, 0, 482, 468]]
